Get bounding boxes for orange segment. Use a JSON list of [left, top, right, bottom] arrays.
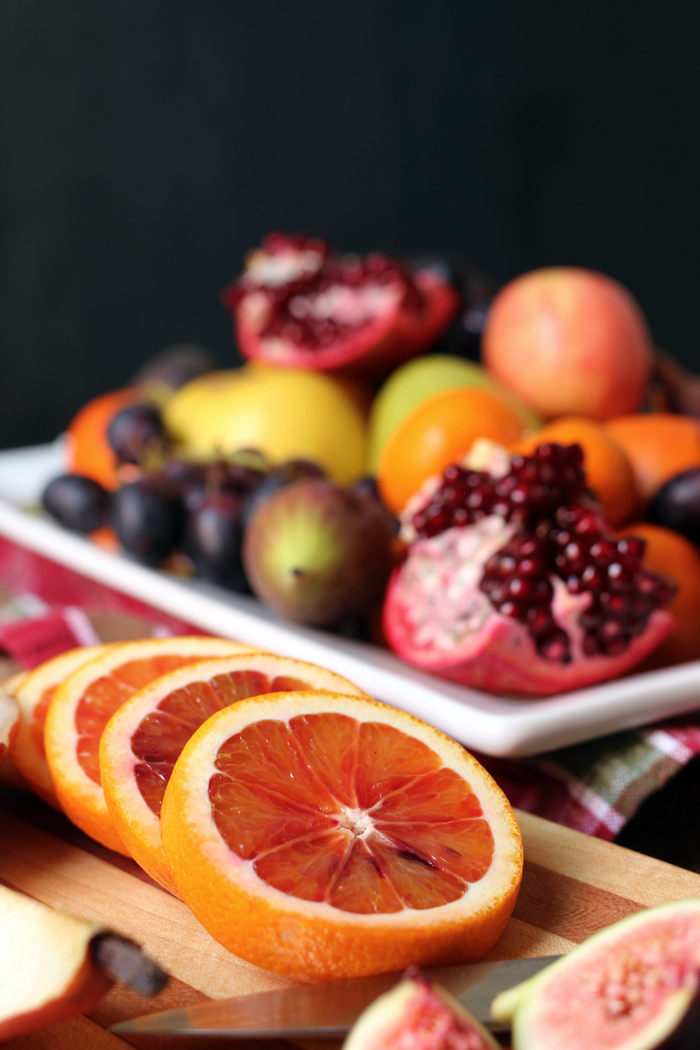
[[99, 653, 367, 892], [11, 646, 112, 807], [44, 637, 252, 854], [75, 653, 218, 785], [160, 691, 523, 980], [208, 716, 493, 915]]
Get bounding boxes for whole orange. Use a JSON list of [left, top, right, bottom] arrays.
[[377, 386, 527, 514], [512, 415, 638, 526], [618, 522, 700, 668], [605, 413, 700, 507], [482, 267, 652, 420], [65, 388, 139, 490]]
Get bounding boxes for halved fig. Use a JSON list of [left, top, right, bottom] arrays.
[[222, 232, 460, 379], [492, 898, 700, 1050], [345, 969, 499, 1050]]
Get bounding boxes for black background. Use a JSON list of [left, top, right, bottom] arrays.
[[2, 1, 700, 449]]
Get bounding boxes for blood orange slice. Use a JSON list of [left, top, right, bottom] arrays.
[[0, 686, 19, 766], [0, 672, 30, 789], [161, 691, 523, 980], [10, 645, 112, 807], [100, 653, 367, 894], [44, 636, 252, 853]]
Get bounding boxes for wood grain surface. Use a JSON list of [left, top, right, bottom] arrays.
[[2, 784, 700, 1050]]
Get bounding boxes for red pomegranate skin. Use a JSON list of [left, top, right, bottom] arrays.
[[223, 233, 459, 379], [383, 561, 674, 697], [383, 444, 676, 698], [482, 267, 653, 421]]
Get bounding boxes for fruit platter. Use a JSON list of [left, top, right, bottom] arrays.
[[6, 233, 700, 1048], [3, 233, 700, 755]]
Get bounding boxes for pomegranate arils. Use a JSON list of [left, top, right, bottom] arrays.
[[480, 531, 569, 661], [224, 233, 425, 352], [412, 444, 587, 541], [410, 443, 675, 664]]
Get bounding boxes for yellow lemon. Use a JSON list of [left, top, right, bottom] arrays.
[[163, 366, 368, 484]]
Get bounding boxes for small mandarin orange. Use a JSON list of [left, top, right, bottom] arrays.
[[618, 522, 700, 669], [605, 413, 700, 507], [513, 415, 638, 526], [66, 388, 140, 490], [377, 386, 527, 514]]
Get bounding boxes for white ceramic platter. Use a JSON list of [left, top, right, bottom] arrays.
[[0, 440, 698, 758]]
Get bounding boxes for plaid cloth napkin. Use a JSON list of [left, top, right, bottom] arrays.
[[478, 717, 700, 841]]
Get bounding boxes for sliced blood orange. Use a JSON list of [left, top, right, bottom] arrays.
[[100, 653, 367, 894], [0, 686, 19, 766], [0, 672, 29, 789], [10, 646, 112, 807], [160, 691, 523, 980], [44, 636, 252, 854]]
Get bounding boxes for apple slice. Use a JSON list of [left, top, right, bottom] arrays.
[[0, 884, 167, 1040]]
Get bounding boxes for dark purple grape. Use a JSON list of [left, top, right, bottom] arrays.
[[158, 458, 207, 499], [650, 468, 700, 545], [42, 474, 111, 533], [186, 491, 249, 591], [174, 459, 267, 512], [241, 459, 325, 529], [112, 479, 183, 565], [107, 404, 166, 465]]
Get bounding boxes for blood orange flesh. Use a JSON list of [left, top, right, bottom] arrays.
[[130, 671, 309, 816], [210, 713, 494, 914], [161, 692, 522, 978], [75, 655, 210, 784], [44, 637, 251, 853]]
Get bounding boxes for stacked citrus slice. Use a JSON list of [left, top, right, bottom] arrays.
[[10, 645, 111, 806], [160, 691, 523, 979], [0, 681, 20, 766], [99, 652, 367, 893], [0, 672, 28, 786], [43, 636, 250, 853]]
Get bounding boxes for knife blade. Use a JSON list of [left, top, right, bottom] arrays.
[[110, 955, 559, 1037]]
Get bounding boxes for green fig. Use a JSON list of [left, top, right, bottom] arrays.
[[242, 479, 394, 626]]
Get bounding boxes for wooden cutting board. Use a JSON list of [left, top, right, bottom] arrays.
[[3, 785, 700, 1050]]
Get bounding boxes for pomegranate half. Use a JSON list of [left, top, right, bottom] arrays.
[[221, 232, 460, 379], [383, 443, 676, 697]]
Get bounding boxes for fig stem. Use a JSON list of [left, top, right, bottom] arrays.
[[91, 933, 169, 996]]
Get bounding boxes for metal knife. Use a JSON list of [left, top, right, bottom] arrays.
[[111, 955, 559, 1037]]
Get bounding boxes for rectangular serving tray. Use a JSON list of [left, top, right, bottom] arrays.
[[0, 440, 698, 758]]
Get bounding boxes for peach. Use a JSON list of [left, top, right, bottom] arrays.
[[482, 268, 653, 421]]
